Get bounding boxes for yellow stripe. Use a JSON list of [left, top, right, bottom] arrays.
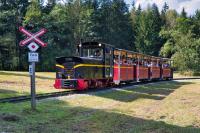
[[74, 64, 107, 69], [56, 64, 65, 69], [74, 64, 134, 69], [57, 63, 136, 69]]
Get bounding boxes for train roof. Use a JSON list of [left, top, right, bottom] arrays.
[[79, 41, 171, 61], [79, 41, 114, 48], [114, 48, 164, 60]]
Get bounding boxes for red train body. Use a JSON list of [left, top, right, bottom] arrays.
[[54, 42, 173, 90]]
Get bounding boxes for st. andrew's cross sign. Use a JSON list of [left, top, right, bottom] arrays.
[[19, 26, 47, 110], [19, 26, 47, 47]]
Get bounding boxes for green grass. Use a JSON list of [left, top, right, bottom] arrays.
[[1, 80, 200, 132], [0, 71, 67, 99], [174, 71, 200, 78]]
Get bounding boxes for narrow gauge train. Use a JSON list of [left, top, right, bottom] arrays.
[[54, 42, 173, 90]]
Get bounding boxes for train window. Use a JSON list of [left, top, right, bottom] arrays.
[[163, 63, 170, 68], [127, 57, 132, 65], [122, 55, 127, 64], [151, 61, 155, 67], [132, 58, 136, 65], [105, 47, 110, 53], [135, 58, 142, 66], [162, 59, 171, 68], [114, 55, 119, 64], [82, 48, 103, 59], [114, 50, 121, 64], [143, 60, 148, 67], [157, 61, 161, 67]]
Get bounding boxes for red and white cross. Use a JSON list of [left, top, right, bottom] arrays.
[[19, 26, 47, 47]]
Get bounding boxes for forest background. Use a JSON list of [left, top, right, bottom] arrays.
[[0, 0, 199, 74]]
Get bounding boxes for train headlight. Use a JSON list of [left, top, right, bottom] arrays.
[[99, 43, 102, 47]]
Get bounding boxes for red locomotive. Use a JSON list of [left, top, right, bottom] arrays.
[[54, 42, 173, 90]]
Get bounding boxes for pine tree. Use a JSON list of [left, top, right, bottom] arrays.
[[131, 0, 135, 11], [194, 10, 200, 20], [91, 0, 133, 49], [193, 10, 200, 37], [135, 4, 163, 55], [162, 2, 169, 14], [136, 4, 142, 15], [181, 7, 187, 18], [0, 0, 30, 70], [152, 3, 162, 28], [161, 2, 169, 25]]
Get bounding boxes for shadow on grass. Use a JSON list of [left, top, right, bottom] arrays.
[[0, 89, 18, 94], [93, 81, 192, 102], [0, 89, 29, 99], [0, 100, 199, 133], [0, 71, 54, 80]]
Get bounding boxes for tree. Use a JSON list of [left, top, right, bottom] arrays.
[[181, 7, 187, 18], [172, 32, 200, 72], [164, 10, 178, 29], [161, 2, 169, 25], [91, 0, 134, 49], [162, 2, 169, 14], [0, 0, 30, 70], [193, 10, 200, 37], [160, 9, 200, 73], [134, 4, 163, 55], [130, 1, 138, 49], [131, 0, 135, 11], [24, 0, 42, 24], [136, 4, 142, 15], [194, 10, 200, 19]]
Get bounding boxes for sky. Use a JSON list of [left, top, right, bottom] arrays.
[[125, 0, 200, 15]]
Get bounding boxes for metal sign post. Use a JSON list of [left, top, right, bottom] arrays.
[[28, 52, 38, 110], [30, 62, 36, 109], [19, 26, 47, 110]]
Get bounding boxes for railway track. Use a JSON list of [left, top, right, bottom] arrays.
[[0, 87, 113, 103], [0, 90, 79, 103], [0, 78, 199, 103], [172, 77, 200, 80]]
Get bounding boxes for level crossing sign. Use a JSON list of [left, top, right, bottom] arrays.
[[19, 26, 47, 48], [19, 26, 48, 110]]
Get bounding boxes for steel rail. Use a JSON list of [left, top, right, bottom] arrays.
[[0, 90, 79, 103], [173, 78, 200, 80]]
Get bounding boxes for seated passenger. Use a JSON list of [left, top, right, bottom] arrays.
[[147, 62, 152, 67], [164, 63, 169, 68], [144, 62, 147, 67], [95, 50, 102, 58], [114, 55, 119, 64]]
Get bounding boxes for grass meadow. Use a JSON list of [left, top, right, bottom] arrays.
[[0, 72, 200, 132], [0, 71, 66, 99]]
